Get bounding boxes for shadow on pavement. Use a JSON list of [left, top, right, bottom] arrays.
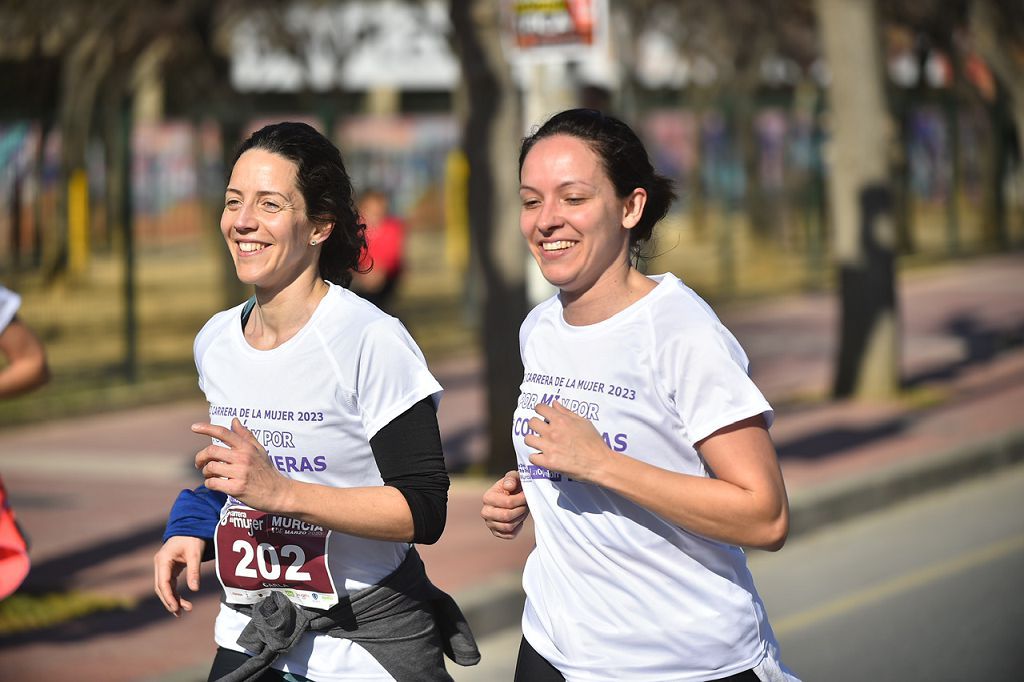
[[777, 418, 909, 461], [0, 589, 219, 649], [21, 522, 168, 592], [2, 519, 221, 649], [907, 315, 1024, 387], [778, 325, 1024, 461]]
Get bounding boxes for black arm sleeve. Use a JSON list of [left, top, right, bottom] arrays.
[[369, 397, 450, 545]]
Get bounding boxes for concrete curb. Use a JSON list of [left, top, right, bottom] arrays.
[[455, 429, 1024, 640], [788, 428, 1024, 538]]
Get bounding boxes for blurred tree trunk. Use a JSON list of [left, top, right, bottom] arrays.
[[49, 28, 115, 283], [969, 0, 1023, 247], [100, 63, 138, 381], [450, 0, 527, 477], [984, 88, 1012, 248], [728, 7, 773, 239], [817, 0, 900, 399], [970, 1, 1024, 161]]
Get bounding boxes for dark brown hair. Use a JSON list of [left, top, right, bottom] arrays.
[[234, 122, 366, 286]]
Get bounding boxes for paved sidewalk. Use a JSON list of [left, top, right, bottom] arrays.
[[0, 253, 1021, 681]]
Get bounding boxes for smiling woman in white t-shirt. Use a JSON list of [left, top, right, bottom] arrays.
[[153, 122, 477, 682], [481, 109, 800, 682]]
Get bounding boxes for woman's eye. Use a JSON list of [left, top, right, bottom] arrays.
[[261, 201, 281, 213], [522, 198, 540, 209], [565, 196, 585, 205], [225, 198, 241, 209]]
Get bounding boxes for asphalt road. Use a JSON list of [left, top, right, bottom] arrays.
[[456, 462, 1024, 681], [756, 461, 1024, 681]]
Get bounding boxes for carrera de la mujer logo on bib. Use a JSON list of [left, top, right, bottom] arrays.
[[215, 505, 338, 609], [518, 463, 562, 481]]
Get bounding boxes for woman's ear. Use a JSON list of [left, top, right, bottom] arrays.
[[311, 221, 334, 245], [622, 188, 648, 230]]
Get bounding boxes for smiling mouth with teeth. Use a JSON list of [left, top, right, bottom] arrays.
[[541, 241, 576, 252], [238, 242, 267, 254]]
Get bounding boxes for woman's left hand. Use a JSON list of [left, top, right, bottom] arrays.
[[192, 418, 290, 512], [524, 401, 614, 485]]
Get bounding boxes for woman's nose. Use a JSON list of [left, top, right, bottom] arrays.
[[536, 203, 562, 232], [232, 203, 258, 231]]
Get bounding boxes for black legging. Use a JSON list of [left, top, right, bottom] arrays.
[[514, 637, 762, 682], [514, 637, 564, 682], [208, 647, 295, 682]]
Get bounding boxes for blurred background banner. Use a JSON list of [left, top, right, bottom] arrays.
[[508, 0, 604, 53], [0, 0, 1021, 471]]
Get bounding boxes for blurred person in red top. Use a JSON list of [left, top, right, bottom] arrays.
[[351, 188, 406, 313]]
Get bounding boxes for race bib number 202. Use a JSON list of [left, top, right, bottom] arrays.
[[215, 505, 339, 610]]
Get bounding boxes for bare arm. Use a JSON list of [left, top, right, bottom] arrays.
[[193, 419, 415, 542], [0, 317, 50, 399], [526, 402, 789, 551]]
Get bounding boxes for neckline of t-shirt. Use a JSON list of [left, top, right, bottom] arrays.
[[556, 273, 673, 333], [231, 282, 334, 356]]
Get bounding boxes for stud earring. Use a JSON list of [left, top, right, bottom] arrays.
[[310, 240, 318, 246]]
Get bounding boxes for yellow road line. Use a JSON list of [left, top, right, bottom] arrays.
[[774, 534, 1024, 637]]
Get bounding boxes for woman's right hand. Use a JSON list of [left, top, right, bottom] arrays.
[[153, 535, 206, 617], [481, 470, 530, 540]]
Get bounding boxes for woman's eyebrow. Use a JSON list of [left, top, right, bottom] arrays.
[[224, 188, 292, 200], [255, 190, 291, 200], [520, 180, 595, 192]]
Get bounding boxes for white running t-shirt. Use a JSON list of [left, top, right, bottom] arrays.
[[513, 273, 789, 681], [195, 283, 442, 681]]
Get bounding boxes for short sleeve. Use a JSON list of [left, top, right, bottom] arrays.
[[660, 321, 773, 445], [192, 315, 217, 391], [193, 336, 207, 394], [193, 307, 234, 395], [355, 317, 443, 439]]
